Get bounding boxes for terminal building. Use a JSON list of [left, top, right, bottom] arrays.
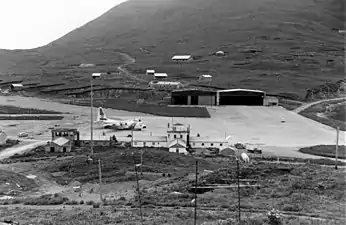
[[132, 122, 227, 154], [171, 88, 278, 106]]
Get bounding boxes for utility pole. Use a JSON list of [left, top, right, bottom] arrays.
[[140, 149, 144, 174], [194, 160, 198, 225], [236, 158, 241, 223], [98, 159, 103, 204], [134, 158, 144, 225], [90, 79, 94, 156], [335, 126, 339, 170]]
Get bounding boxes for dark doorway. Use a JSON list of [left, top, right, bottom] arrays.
[[172, 95, 188, 105], [219, 95, 264, 105], [191, 96, 198, 105], [63, 147, 67, 152], [50, 147, 54, 152]]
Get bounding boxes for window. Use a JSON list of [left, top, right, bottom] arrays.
[[180, 134, 183, 138], [220, 143, 223, 146], [211, 143, 214, 146], [174, 135, 176, 139], [202, 143, 204, 146], [152, 142, 155, 145], [193, 143, 195, 146], [176, 148, 179, 153], [143, 142, 146, 146], [168, 134, 170, 138]]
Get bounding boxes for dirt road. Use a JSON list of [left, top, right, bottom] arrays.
[[117, 52, 147, 83], [0, 141, 47, 160], [293, 97, 346, 113]]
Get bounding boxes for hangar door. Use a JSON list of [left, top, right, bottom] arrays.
[[171, 95, 188, 105], [219, 91, 264, 106]]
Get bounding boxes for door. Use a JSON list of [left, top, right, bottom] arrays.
[[63, 147, 67, 152], [190, 96, 198, 105], [50, 147, 54, 152]]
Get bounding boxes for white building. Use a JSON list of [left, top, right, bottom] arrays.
[[132, 122, 228, 154], [172, 55, 192, 62], [199, 74, 212, 82], [215, 51, 225, 56], [146, 70, 155, 76], [154, 73, 168, 79], [10, 84, 23, 91], [149, 81, 183, 90]]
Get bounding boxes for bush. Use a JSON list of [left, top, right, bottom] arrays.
[[79, 200, 84, 204], [86, 200, 94, 205], [93, 202, 100, 208]]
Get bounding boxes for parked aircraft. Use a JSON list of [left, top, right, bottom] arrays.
[[96, 107, 146, 130]]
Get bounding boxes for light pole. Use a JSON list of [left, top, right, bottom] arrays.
[[90, 73, 101, 157]]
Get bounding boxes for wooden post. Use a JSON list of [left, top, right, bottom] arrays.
[[237, 158, 241, 223], [335, 126, 339, 170], [98, 159, 103, 204], [194, 160, 198, 225], [90, 79, 94, 156], [134, 161, 144, 225]]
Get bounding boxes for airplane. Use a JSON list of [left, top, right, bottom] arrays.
[[95, 107, 147, 131]]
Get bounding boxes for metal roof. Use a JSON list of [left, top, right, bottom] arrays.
[[217, 89, 265, 93], [172, 55, 192, 60], [146, 70, 155, 73], [11, 84, 23, 87], [133, 136, 167, 142], [168, 139, 187, 148], [154, 73, 168, 77], [92, 73, 101, 77], [53, 137, 70, 146], [190, 136, 228, 143]]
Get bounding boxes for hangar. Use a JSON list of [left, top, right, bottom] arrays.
[[217, 89, 265, 106], [171, 89, 217, 105], [171, 88, 267, 106]]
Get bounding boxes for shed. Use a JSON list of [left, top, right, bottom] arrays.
[[172, 55, 192, 61], [48, 137, 71, 153], [146, 69, 155, 75], [10, 84, 23, 91], [215, 51, 225, 56], [92, 73, 102, 79], [199, 74, 212, 82], [154, 73, 168, 79]]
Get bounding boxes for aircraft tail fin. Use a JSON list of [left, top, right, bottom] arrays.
[[97, 107, 107, 121]]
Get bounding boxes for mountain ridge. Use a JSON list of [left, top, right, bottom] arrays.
[[0, 0, 344, 95]]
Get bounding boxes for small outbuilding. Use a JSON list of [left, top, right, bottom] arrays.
[[154, 73, 168, 79], [10, 84, 23, 91], [171, 55, 192, 62], [146, 69, 155, 76], [92, 73, 102, 79], [48, 137, 71, 153], [199, 74, 212, 82], [215, 51, 225, 56]]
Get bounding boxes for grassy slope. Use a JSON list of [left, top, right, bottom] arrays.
[[0, 0, 344, 98], [299, 99, 346, 131], [0, 105, 62, 114], [299, 145, 346, 159], [0, 169, 37, 195]]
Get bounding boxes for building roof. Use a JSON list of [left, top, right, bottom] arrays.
[[168, 139, 187, 148], [146, 70, 155, 73], [172, 55, 192, 60], [190, 136, 228, 143], [11, 84, 23, 87], [53, 137, 70, 146], [216, 51, 225, 54], [217, 89, 265, 93], [92, 73, 101, 77], [53, 128, 78, 132], [133, 136, 167, 142], [201, 74, 212, 78], [152, 81, 182, 85], [154, 73, 168, 77]]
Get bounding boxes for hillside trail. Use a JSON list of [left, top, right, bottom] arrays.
[[293, 97, 346, 113], [116, 52, 147, 83]]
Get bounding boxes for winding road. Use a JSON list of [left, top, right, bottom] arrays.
[[293, 97, 346, 113]]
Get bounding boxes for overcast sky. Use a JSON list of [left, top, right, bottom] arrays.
[[0, 0, 127, 50]]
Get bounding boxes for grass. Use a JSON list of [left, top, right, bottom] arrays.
[[0, 0, 344, 99], [42, 147, 224, 185], [0, 115, 64, 120], [299, 99, 346, 131], [0, 169, 37, 195], [68, 98, 211, 118], [299, 145, 346, 159], [0, 105, 63, 114], [0, 139, 20, 152]]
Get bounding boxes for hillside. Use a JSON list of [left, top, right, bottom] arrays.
[[0, 0, 345, 96]]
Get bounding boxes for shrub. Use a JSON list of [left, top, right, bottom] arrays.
[[93, 202, 100, 208], [266, 208, 283, 225], [79, 200, 84, 204]]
